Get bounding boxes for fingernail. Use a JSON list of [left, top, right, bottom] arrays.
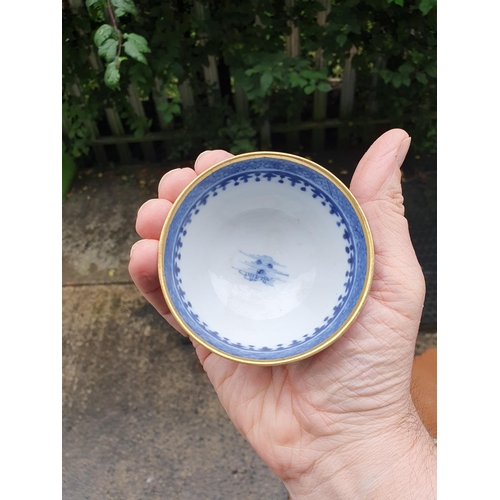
[[396, 137, 411, 168], [158, 168, 182, 190], [164, 167, 181, 177], [195, 150, 212, 163], [136, 198, 155, 217], [130, 240, 142, 259]]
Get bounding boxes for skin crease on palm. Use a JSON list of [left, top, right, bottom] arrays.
[[129, 129, 437, 499]]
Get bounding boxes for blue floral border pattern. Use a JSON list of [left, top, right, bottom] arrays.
[[164, 157, 368, 361]]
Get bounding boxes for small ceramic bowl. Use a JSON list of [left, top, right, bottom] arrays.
[[159, 152, 373, 365]]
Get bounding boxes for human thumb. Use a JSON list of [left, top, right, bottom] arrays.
[[350, 128, 410, 210], [350, 129, 424, 307]]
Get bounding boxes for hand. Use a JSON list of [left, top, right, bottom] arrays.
[[129, 129, 437, 499]]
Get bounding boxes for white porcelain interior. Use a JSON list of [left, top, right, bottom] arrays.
[[180, 181, 349, 345]]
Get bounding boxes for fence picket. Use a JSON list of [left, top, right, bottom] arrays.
[[127, 85, 156, 162], [152, 77, 173, 156], [178, 78, 197, 132], [260, 103, 272, 150], [285, 0, 300, 149], [193, 1, 220, 106], [254, 16, 271, 148], [362, 55, 386, 144], [87, 43, 133, 163], [338, 46, 358, 148], [68, 81, 107, 164], [234, 85, 249, 122], [312, 0, 332, 152], [285, 0, 300, 57], [103, 109, 133, 164]]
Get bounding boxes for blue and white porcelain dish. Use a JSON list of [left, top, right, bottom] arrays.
[[158, 152, 374, 365]]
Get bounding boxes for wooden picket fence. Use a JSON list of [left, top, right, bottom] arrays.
[[66, 0, 390, 166]]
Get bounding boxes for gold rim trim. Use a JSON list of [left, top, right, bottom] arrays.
[[158, 151, 374, 366]]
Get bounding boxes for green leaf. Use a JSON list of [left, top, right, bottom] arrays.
[[391, 73, 402, 88], [156, 101, 170, 111], [426, 64, 437, 78], [161, 112, 174, 125], [399, 62, 413, 74], [94, 24, 115, 47], [104, 62, 120, 89], [123, 33, 151, 65], [394, 0, 404, 6], [86, 0, 103, 7], [123, 41, 146, 64], [416, 72, 428, 85], [317, 82, 331, 93], [260, 73, 273, 94], [110, 0, 137, 17], [289, 72, 307, 88], [98, 39, 118, 63], [379, 69, 393, 84], [86, 0, 105, 20], [418, 0, 436, 15], [304, 84, 316, 95], [157, 102, 181, 115], [300, 69, 317, 80], [336, 33, 347, 47], [123, 33, 150, 53]]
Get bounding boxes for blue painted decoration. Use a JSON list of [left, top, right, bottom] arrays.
[[234, 252, 289, 286]]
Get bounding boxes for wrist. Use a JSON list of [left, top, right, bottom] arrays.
[[283, 404, 436, 499]]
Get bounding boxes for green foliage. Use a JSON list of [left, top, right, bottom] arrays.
[[123, 33, 151, 64], [110, 0, 137, 17], [219, 119, 258, 154], [418, 0, 437, 15], [87, 0, 151, 89], [63, 0, 437, 159]]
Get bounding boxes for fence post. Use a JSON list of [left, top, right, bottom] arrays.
[[152, 77, 174, 155], [254, 15, 271, 149], [178, 78, 197, 128], [103, 109, 133, 164], [88, 47, 132, 164], [312, 0, 332, 152], [260, 103, 272, 150], [127, 85, 156, 162], [285, 0, 300, 150], [193, 1, 220, 106], [234, 85, 249, 122], [338, 45, 357, 148], [153, 78, 174, 130], [285, 0, 300, 57], [362, 55, 386, 144], [69, 81, 108, 165]]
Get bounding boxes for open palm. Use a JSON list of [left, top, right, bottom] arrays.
[[129, 129, 436, 498]]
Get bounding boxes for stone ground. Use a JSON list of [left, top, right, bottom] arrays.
[[62, 150, 436, 499]]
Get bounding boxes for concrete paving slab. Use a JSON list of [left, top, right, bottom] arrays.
[[63, 284, 288, 499], [62, 169, 151, 284]]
